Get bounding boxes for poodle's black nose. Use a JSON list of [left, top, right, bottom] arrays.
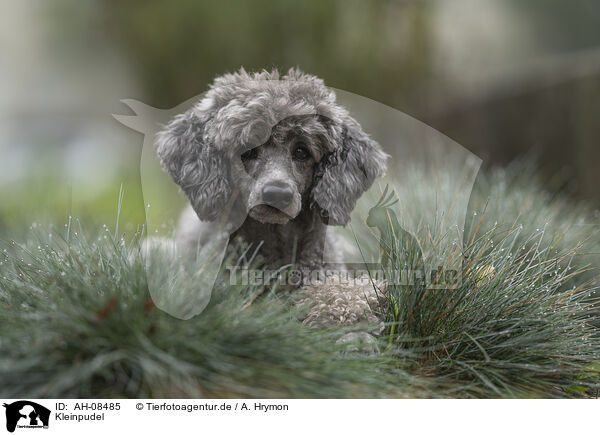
[[262, 182, 294, 209]]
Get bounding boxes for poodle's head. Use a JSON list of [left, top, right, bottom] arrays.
[[157, 68, 387, 226]]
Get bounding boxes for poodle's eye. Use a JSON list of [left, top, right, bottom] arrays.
[[292, 144, 310, 161], [241, 147, 259, 161]]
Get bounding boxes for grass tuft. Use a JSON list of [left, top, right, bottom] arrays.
[[0, 161, 599, 398]]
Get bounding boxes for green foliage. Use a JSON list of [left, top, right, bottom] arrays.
[[0, 223, 424, 398], [0, 175, 146, 242], [379, 222, 599, 397], [372, 160, 600, 397], [0, 162, 599, 398]]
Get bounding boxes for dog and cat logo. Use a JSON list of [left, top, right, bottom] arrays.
[[3, 401, 50, 432], [114, 79, 481, 319]]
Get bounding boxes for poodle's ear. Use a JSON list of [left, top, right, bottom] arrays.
[[156, 111, 230, 221], [311, 118, 387, 226]]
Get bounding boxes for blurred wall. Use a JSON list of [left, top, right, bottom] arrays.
[[98, 0, 600, 206], [428, 56, 600, 204]]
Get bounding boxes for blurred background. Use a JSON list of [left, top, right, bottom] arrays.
[[1, 0, 599, 236]]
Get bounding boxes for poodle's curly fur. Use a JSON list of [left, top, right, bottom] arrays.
[[296, 275, 384, 334], [156, 68, 387, 330]]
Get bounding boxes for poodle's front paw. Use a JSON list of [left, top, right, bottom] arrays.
[[336, 332, 380, 355]]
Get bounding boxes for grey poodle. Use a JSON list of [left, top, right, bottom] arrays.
[[157, 68, 388, 278]]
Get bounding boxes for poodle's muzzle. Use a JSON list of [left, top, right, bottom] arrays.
[[245, 166, 304, 225]]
